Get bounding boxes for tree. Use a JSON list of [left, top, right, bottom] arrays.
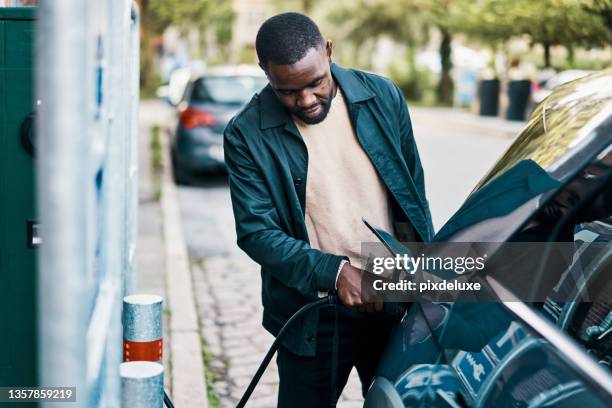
[[330, 0, 470, 105], [582, 0, 612, 30], [444, 0, 515, 77], [512, 0, 610, 67], [148, 0, 234, 59], [137, 0, 234, 93], [136, 0, 162, 94], [410, 0, 471, 106], [329, 0, 429, 100], [450, 0, 611, 68]]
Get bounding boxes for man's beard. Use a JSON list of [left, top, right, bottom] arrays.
[[293, 87, 335, 125]]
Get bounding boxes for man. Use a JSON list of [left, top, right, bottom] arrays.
[[224, 12, 433, 407]]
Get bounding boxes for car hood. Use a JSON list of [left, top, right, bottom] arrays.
[[439, 68, 612, 243]]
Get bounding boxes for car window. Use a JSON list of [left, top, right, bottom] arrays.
[[472, 70, 611, 193], [190, 75, 268, 105], [435, 69, 611, 243]]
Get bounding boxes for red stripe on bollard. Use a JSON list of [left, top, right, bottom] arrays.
[[123, 339, 163, 362]]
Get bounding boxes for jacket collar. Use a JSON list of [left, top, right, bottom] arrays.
[[259, 63, 376, 130]]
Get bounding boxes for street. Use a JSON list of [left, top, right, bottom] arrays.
[[167, 103, 518, 407]]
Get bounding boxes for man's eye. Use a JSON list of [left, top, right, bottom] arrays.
[[278, 90, 293, 96]]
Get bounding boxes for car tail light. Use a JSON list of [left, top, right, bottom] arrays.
[[179, 107, 216, 129]]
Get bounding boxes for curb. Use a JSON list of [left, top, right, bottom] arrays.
[[160, 130, 209, 407]]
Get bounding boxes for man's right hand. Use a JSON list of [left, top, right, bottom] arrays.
[[336, 263, 382, 313]]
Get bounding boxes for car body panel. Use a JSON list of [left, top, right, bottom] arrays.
[[365, 68, 612, 407]]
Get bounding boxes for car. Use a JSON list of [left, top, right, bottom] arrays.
[[157, 66, 193, 107], [170, 65, 268, 184], [363, 68, 612, 407]]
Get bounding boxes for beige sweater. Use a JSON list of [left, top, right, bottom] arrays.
[[294, 89, 393, 270]]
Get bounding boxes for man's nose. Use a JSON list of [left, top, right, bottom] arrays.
[[296, 89, 317, 109]]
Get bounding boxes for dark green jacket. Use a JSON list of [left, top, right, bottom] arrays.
[[223, 63, 433, 356]]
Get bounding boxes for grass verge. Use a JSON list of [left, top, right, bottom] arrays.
[[150, 124, 163, 201], [201, 336, 221, 408]]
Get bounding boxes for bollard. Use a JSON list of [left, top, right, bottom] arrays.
[[120, 361, 164, 408], [123, 294, 163, 362]]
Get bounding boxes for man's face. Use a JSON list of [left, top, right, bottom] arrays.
[[261, 41, 336, 124]]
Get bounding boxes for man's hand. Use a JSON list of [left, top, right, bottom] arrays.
[[336, 263, 383, 313]]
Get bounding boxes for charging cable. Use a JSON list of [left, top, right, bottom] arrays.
[[160, 295, 337, 408], [164, 390, 174, 408], [237, 295, 338, 408]]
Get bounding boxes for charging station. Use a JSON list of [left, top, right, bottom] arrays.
[[0, 6, 38, 395]]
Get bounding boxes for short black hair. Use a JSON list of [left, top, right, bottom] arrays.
[[256, 12, 324, 68]]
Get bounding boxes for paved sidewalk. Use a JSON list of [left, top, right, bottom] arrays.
[[183, 185, 364, 408], [411, 106, 526, 139], [137, 100, 172, 391], [137, 100, 208, 406]]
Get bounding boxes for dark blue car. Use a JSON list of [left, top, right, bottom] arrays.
[[170, 66, 267, 184], [364, 68, 612, 407]]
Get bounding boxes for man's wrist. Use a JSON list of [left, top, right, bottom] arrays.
[[335, 259, 349, 290], [318, 259, 349, 298]]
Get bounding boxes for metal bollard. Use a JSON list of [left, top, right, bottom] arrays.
[[120, 361, 164, 408], [123, 294, 163, 362]]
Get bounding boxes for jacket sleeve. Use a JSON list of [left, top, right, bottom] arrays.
[[223, 122, 345, 297], [393, 84, 434, 239]]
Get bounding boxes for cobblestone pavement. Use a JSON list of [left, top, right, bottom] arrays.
[[183, 181, 364, 407]]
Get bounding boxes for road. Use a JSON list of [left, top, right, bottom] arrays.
[[173, 105, 517, 407]]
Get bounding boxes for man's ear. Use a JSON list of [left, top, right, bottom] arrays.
[[326, 40, 333, 63], [258, 61, 271, 81]]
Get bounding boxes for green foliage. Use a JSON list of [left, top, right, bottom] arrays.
[[270, 0, 322, 13], [436, 28, 454, 106], [582, 0, 612, 29], [138, 0, 234, 91], [140, 46, 162, 98], [448, 0, 611, 66], [150, 124, 163, 201], [329, 0, 425, 46], [148, 0, 234, 47], [445, 0, 515, 46], [388, 63, 436, 103], [329, 0, 457, 105], [239, 46, 258, 65]]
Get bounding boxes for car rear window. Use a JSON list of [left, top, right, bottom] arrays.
[[190, 76, 267, 105]]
